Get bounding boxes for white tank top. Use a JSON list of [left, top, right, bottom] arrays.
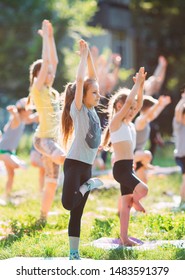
[[110, 122, 136, 150]]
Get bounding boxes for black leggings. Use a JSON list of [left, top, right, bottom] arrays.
[[61, 159, 91, 237]]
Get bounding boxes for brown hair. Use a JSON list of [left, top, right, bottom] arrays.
[[102, 88, 130, 150], [26, 59, 42, 109], [141, 95, 157, 112], [29, 59, 42, 87], [183, 105, 185, 115], [61, 78, 96, 148]]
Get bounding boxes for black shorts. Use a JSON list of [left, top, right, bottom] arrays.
[[113, 159, 141, 195], [175, 156, 185, 174]]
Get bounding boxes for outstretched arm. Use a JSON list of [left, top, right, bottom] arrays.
[[75, 39, 88, 110], [87, 46, 97, 80], [144, 56, 168, 96], [5, 105, 21, 129], [47, 21, 58, 79], [135, 95, 171, 130], [132, 69, 147, 119], [108, 54, 122, 92], [112, 67, 146, 125], [34, 20, 50, 91]]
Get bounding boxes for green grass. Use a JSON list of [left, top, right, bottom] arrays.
[[0, 141, 185, 260]]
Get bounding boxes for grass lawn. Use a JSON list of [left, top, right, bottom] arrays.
[[0, 141, 185, 260]]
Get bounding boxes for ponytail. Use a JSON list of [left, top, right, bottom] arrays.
[[61, 82, 76, 148]]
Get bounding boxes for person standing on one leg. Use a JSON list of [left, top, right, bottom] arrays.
[[173, 90, 185, 209], [28, 20, 65, 224], [61, 39, 103, 260], [102, 67, 148, 246]]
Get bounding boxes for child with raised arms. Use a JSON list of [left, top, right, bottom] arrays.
[[61, 39, 103, 259], [28, 20, 65, 224], [173, 90, 185, 209], [102, 67, 148, 246]]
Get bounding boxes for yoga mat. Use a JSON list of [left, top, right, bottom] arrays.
[[91, 237, 185, 250]]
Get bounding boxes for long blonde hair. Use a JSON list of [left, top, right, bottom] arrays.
[[102, 88, 130, 150], [61, 78, 96, 148]]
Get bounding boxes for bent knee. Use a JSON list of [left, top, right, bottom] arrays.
[[143, 151, 152, 163], [52, 154, 66, 165], [135, 182, 148, 196], [61, 196, 73, 211]]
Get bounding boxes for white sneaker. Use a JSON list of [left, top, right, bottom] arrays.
[[85, 178, 103, 191], [79, 178, 103, 196]]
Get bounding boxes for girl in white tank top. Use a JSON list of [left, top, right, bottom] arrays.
[[102, 67, 148, 246]]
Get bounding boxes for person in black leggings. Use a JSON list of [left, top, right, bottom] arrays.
[[61, 39, 103, 260]]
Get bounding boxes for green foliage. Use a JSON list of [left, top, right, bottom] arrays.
[[91, 218, 117, 240], [143, 213, 185, 240], [0, 139, 185, 260], [130, 0, 185, 102], [0, 0, 99, 103]]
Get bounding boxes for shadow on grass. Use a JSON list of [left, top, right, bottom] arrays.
[[107, 248, 139, 260]]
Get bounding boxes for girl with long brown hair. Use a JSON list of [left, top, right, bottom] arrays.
[[102, 67, 148, 246], [61, 39, 103, 260]]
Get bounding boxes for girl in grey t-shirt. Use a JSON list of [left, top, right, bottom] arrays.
[[61, 39, 103, 260]]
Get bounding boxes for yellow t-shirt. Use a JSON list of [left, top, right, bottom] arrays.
[[30, 85, 61, 139]]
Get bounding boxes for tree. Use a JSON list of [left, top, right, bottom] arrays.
[[0, 0, 98, 105], [130, 0, 185, 133]]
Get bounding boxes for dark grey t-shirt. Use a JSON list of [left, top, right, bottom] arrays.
[[173, 118, 185, 157], [0, 122, 25, 151], [135, 123, 151, 151], [67, 101, 101, 165]]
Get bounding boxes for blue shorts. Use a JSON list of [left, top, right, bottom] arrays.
[[175, 156, 185, 174]]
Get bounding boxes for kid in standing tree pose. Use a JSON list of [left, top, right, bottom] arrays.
[[103, 67, 148, 246], [28, 20, 65, 224], [0, 98, 38, 205], [61, 39, 103, 260], [134, 94, 171, 183], [173, 90, 185, 209]]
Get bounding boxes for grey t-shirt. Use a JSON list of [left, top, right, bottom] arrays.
[[67, 101, 101, 165], [0, 122, 25, 151], [135, 123, 151, 151], [173, 117, 185, 157]]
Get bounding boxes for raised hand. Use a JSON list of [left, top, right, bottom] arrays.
[[158, 95, 171, 107], [158, 55, 168, 67], [112, 53, 122, 67], [6, 105, 18, 115], [133, 67, 147, 85], [38, 19, 50, 37], [79, 39, 88, 59]]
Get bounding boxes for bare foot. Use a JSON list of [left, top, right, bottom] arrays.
[[144, 163, 155, 170], [133, 200, 146, 213], [120, 237, 140, 247]]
